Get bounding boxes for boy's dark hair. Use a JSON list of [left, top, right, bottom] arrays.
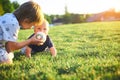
[[13, 1, 44, 25]]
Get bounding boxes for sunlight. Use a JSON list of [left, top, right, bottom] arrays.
[[113, 2, 120, 12], [10, 0, 120, 14], [67, 0, 120, 14]]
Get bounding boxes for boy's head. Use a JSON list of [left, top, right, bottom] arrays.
[[34, 19, 49, 35], [13, 1, 44, 29]]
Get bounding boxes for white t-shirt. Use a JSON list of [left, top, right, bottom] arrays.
[[0, 13, 20, 61], [0, 13, 20, 45]]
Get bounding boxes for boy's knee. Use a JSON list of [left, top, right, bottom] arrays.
[[20, 47, 26, 54], [0, 59, 13, 64], [0, 49, 14, 64]]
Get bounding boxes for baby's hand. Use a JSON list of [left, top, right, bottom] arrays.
[[26, 53, 31, 58]]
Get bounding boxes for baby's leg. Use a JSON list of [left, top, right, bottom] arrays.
[[25, 46, 32, 58]]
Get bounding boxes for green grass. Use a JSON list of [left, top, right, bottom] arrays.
[[0, 21, 120, 80]]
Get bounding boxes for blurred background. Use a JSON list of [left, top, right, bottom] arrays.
[[0, 0, 120, 25]]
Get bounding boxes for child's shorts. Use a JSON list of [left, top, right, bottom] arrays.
[[0, 48, 14, 62], [20, 47, 26, 54], [20, 47, 35, 54]]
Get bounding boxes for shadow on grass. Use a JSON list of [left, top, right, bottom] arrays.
[[0, 64, 13, 71], [75, 51, 100, 58], [13, 52, 25, 61], [114, 53, 120, 61], [29, 71, 55, 80], [101, 74, 120, 80], [57, 64, 120, 79], [57, 64, 80, 75], [94, 65, 120, 80], [13, 51, 50, 61]]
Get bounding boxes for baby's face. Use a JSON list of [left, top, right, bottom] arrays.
[[34, 22, 49, 35]]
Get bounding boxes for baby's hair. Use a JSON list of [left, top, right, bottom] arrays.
[[34, 19, 49, 32], [13, 1, 44, 25], [44, 19, 49, 27]]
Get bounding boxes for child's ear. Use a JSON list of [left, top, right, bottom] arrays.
[[23, 19, 30, 23]]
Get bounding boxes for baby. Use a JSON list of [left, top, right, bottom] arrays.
[[21, 19, 57, 58]]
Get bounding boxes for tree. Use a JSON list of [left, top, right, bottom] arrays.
[[63, 14, 71, 24], [2, 0, 14, 13], [44, 14, 52, 24], [70, 14, 80, 23], [12, 1, 19, 10], [0, 3, 4, 15]]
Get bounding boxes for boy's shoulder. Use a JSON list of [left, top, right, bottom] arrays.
[[0, 13, 18, 25], [1, 13, 15, 19]]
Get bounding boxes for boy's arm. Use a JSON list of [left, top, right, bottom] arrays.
[[5, 39, 31, 53], [5, 34, 43, 53], [49, 46, 57, 57]]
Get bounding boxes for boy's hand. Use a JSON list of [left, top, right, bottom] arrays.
[[29, 34, 44, 45]]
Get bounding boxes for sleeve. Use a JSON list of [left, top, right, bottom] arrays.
[[47, 36, 54, 48], [1, 24, 19, 42], [0, 26, 3, 40], [0, 13, 20, 42]]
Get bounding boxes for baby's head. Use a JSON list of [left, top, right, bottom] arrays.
[[14, 1, 44, 29], [34, 19, 49, 35]]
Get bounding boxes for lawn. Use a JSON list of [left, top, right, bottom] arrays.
[[0, 21, 120, 80]]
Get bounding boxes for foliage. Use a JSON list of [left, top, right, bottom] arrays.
[[44, 14, 53, 24], [0, 3, 4, 15], [0, 21, 120, 80], [0, 0, 19, 14], [12, 1, 19, 10], [63, 13, 71, 24], [46, 13, 93, 24], [70, 14, 80, 23], [1, 0, 14, 13]]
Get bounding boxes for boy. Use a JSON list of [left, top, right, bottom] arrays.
[[0, 1, 44, 64], [21, 20, 57, 58]]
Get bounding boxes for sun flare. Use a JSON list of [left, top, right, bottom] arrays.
[[10, 0, 120, 15], [67, 0, 120, 14]]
